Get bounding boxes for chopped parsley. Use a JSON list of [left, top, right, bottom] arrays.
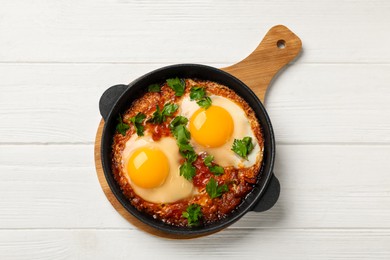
[[166, 77, 185, 96], [116, 115, 130, 136], [129, 112, 146, 136], [148, 103, 178, 124], [196, 96, 212, 109], [231, 137, 254, 159], [203, 155, 224, 175], [206, 178, 228, 199], [172, 124, 190, 145], [183, 150, 197, 164], [203, 155, 214, 167], [148, 83, 161, 92], [180, 161, 196, 181], [189, 86, 206, 100], [209, 165, 224, 175], [170, 116, 197, 180], [182, 204, 202, 227], [169, 115, 189, 130], [190, 86, 212, 109]]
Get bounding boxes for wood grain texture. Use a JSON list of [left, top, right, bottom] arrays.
[[0, 0, 390, 63], [1, 0, 390, 258], [93, 25, 301, 237], [1, 64, 390, 144], [222, 25, 301, 102], [0, 229, 389, 260], [1, 145, 390, 229]]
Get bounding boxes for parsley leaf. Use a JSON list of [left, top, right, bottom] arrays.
[[189, 86, 212, 109], [206, 178, 228, 199], [148, 83, 161, 92], [184, 150, 197, 164], [148, 103, 178, 124], [209, 165, 224, 175], [166, 77, 185, 96], [182, 204, 202, 227], [190, 86, 206, 100], [129, 112, 146, 136], [170, 116, 191, 149], [169, 115, 188, 130], [180, 161, 196, 180], [196, 96, 212, 109], [203, 155, 214, 167], [162, 103, 178, 116], [203, 155, 224, 175], [172, 125, 190, 145], [178, 142, 195, 154], [129, 113, 145, 124], [231, 137, 254, 159], [178, 143, 197, 165], [170, 116, 197, 180], [148, 105, 162, 124], [116, 115, 130, 136]]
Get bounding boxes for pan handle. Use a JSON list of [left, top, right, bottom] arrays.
[[251, 173, 280, 212], [99, 84, 128, 121], [221, 25, 302, 103]]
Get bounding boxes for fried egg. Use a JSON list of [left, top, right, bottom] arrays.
[[180, 94, 261, 168], [121, 134, 196, 203]]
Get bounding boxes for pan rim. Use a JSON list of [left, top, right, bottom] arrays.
[[100, 63, 275, 236]]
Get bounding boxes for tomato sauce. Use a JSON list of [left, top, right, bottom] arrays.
[[111, 78, 264, 227]]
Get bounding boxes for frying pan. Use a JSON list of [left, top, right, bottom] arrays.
[[95, 25, 302, 237]]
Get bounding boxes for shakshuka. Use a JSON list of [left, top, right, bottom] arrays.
[[111, 78, 264, 227]]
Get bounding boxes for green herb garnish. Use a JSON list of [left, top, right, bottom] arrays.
[[172, 125, 190, 145], [129, 112, 146, 136], [182, 204, 202, 227], [203, 155, 214, 167], [184, 150, 197, 164], [171, 122, 195, 157], [170, 116, 197, 180], [148, 103, 178, 124], [180, 161, 196, 181], [196, 96, 212, 109], [231, 137, 254, 159], [148, 83, 161, 92], [190, 86, 206, 100], [190, 86, 212, 109], [177, 141, 195, 155], [169, 115, 189, 130], [161, 102, 178, 115], [206, 178, 228, 199], [209, 165, 224, 175], [203, 155, 224, 175], [166, 77, 185, 96], [116, 115, 130, 136]]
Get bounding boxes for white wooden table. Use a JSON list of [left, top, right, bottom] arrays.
[[1, 1, 390, 259]]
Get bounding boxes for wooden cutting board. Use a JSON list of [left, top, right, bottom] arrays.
[[94, 25, 302, 238]]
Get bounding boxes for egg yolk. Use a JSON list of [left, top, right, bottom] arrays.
[[189, 105, 234, 148], [127, 147, 170, 189]]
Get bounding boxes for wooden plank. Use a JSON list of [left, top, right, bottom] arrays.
[[0, 229, 389, 259], [0, 63, 390, 143], [0, 0, 390, 63], [221, 25, 302, 102], [0, 144, 389, 229]]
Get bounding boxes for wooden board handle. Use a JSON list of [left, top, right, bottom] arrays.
[[221, 25, 302, 102]]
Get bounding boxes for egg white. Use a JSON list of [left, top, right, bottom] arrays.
[[121, 134, 196, 203], [180, 94, 262, 168]]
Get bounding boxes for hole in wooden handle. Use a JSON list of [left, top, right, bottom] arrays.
[[277, 39, 286, 49]]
